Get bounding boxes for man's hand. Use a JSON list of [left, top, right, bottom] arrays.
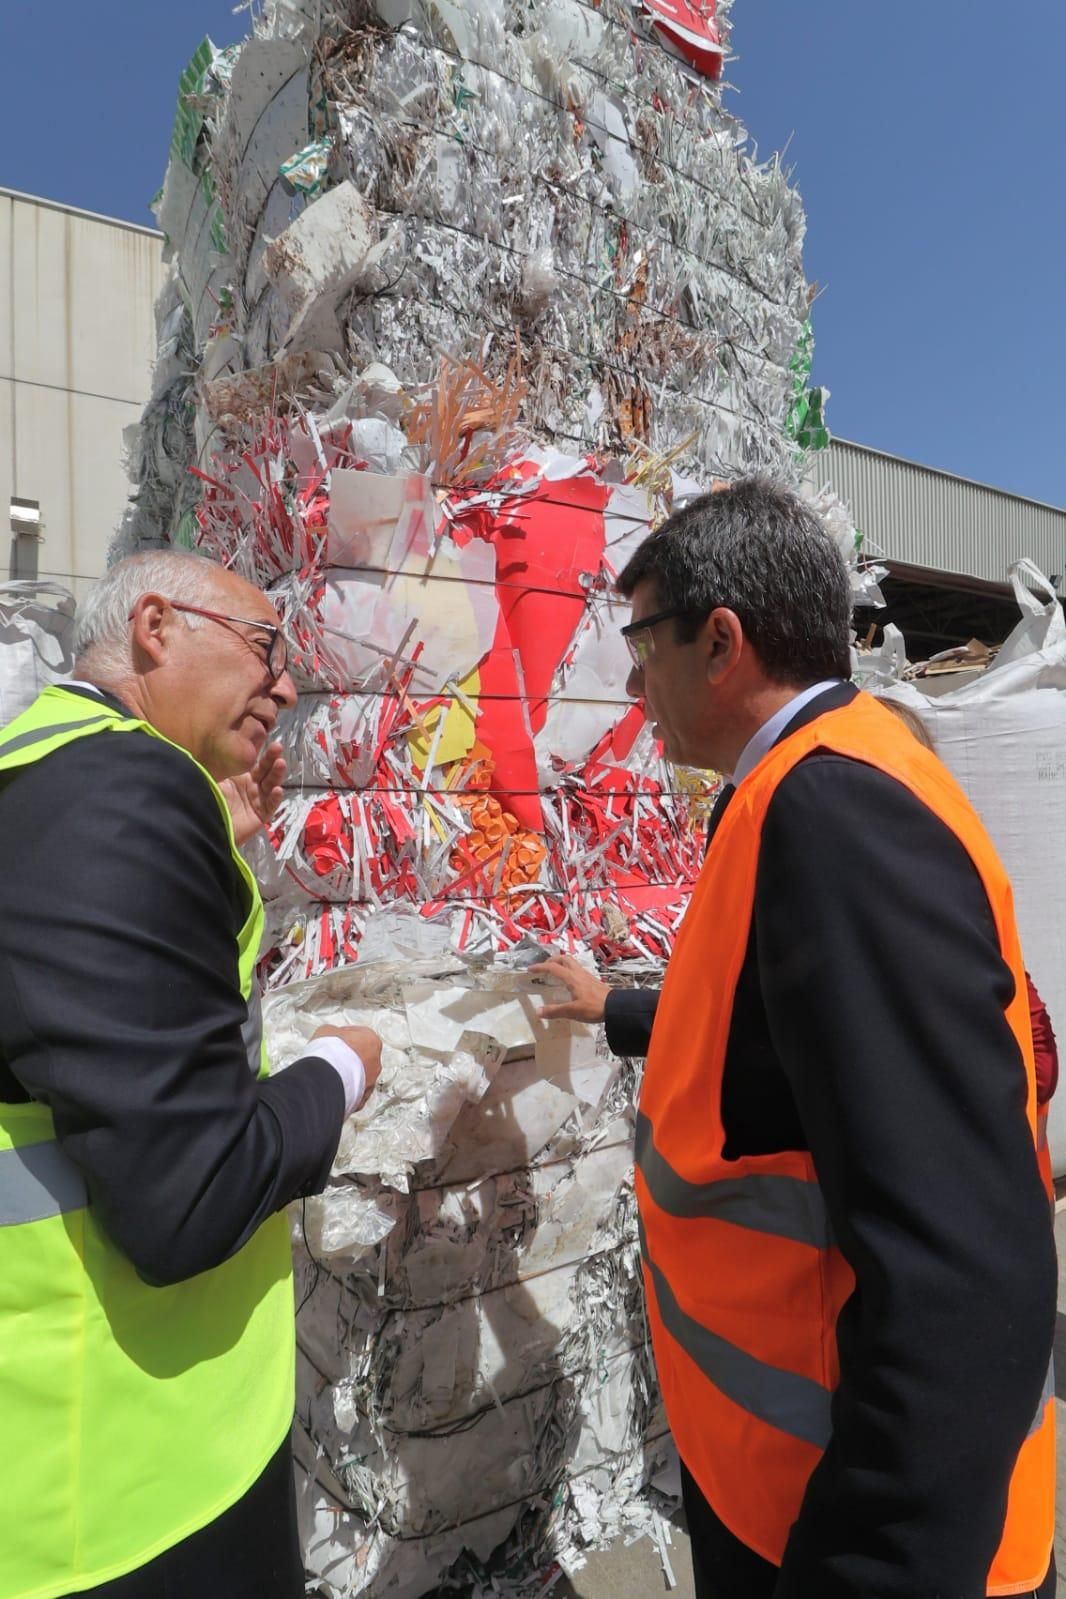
[[220, 740, 287, 846], [312, 1024, 382, 1110], [534, 953, 612, 1023]]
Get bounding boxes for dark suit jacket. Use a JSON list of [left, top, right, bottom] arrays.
[[0, 687, 345, 1286], [608, 683, 1057, 1596]]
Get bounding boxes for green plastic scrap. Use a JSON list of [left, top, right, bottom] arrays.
[[173, 511, 199, 551], [199, 168, 229, 254], [279, 139, 333, 196], [169, 38, 217, 169], [450, 64, 479, 113], [788, 386, 830, 454], [785, 319, 831, 454]]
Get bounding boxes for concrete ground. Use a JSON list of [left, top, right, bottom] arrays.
[[559, 1207, 1066, 1599], [556, 1506, 695, 1599]]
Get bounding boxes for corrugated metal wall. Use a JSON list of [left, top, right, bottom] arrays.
[[809, 438, 1066, 585]]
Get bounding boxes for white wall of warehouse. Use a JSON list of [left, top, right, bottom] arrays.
[[0, 189, 165, 600]]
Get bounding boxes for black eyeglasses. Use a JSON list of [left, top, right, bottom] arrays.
[[620, 607, 693, 667], [166, 601, 289, 681]]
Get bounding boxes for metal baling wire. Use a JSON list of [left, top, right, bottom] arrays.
[[337, 82, 785, 338], [339, 92, 788, 327], [369, 13, 777, 236], [297, 1197, 324, 1316]]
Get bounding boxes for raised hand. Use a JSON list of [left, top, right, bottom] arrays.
[[220, 740, 287, 846]]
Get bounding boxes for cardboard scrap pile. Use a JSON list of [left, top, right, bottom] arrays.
[[122, 1, 849, 1591]]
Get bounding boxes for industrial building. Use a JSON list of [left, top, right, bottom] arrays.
[[2, 187, 1064, 650], [810, 438, 1066, 658], [1, 187, 165, 600]]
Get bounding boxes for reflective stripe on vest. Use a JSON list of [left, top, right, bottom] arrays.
[[1029, 1358, 1055, 1436], [0, 713, 115, 758], [0, 1139, 88, 1226], [639, 1217, 832, 1449], [241, 987, 265, 1078], [636, 1111, 832, 1249]]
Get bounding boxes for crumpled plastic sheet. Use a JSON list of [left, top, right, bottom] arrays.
[[265, 958, 629, 1222]]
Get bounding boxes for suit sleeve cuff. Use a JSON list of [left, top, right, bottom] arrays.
[[603, 985, 659, 1057], [298, 1036, 366, 1117]]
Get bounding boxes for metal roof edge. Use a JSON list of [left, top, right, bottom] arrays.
[[881, 559, 1022, 601], [0, 187, 163, 241], [830, 437, 1066, 520]]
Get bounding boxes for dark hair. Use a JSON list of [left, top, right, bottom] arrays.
[[618, 475, 853, 684]]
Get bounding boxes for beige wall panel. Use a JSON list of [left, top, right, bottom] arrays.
[[13, 383, 140, 594], [65, 216, 165, 401], [0, 196, 13, 376], [0, 379, 14, 565], [10, 200, 71, 391], [11, 380, 74, 584], [9, 198, 164, 402], [68, 391, 142, 589], [1, 192, 163, 590]]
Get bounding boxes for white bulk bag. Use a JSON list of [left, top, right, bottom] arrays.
[[0, 582, 76, 726], [882, 561, 1066, 1174]]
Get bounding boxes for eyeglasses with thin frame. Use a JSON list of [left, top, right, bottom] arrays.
[[132, 600, 290, 682], [620, 606, 694, 668]]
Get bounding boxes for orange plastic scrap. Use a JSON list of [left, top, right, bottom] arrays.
[[444, 744, 548, 896]]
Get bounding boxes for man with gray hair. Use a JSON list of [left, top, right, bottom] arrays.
[[0, 551, 380, 1599], [541, 477, 1055, 1598]]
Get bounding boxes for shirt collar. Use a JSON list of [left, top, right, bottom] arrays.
[[730, 679, 845, 786]]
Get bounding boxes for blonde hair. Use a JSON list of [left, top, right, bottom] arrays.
[[878, 696, 935, 751]]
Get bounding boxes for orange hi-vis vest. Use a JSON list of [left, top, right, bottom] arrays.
[[636, 692, 1054, 1595]]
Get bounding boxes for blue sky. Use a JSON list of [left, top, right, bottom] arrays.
[[1, 1, 1062, 506]]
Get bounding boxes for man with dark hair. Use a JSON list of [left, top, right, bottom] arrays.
[[539, 477, 1056, 1599]]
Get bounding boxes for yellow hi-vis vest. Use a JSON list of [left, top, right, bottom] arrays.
[[0, 686, 296, 1599], [637, 692, 1055, 1595]]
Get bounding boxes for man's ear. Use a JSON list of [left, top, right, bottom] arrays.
[[704, 607, 744, 683], [128, 593, 171, 668]]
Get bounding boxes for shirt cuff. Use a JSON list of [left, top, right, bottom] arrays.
[[301, 1036, 366, 1117]]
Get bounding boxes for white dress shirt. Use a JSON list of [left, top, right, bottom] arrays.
[[730, 679, 845, 786]]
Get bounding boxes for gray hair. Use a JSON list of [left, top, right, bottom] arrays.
[[618, 475, 853, 685], [73, 549, 224, 677]]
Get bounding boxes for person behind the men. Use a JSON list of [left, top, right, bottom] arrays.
[[543, 477, 1056, 1599], [0, 551, 382, 1599]]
